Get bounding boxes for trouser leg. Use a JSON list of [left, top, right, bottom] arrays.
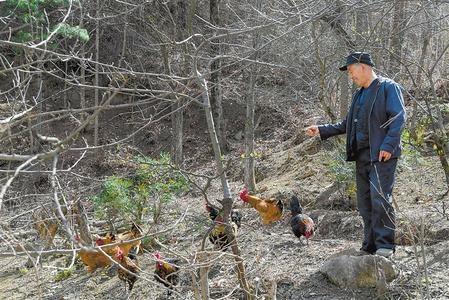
[[355, 150, 376, 253], [369, 159, 398, 250]]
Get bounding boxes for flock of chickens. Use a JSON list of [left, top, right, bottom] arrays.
[[73, 188, 314, 297]]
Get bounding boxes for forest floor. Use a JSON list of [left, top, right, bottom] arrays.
[[1, 101, 449, 299]]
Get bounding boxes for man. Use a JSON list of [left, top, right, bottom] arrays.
[[305, 52, 406, 258]]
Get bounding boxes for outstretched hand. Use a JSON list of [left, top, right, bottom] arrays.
[[378, 150, 392, 162], [305, 125, 319, 137]]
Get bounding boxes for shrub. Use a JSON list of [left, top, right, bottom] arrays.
[[92, 153, 189, 224]]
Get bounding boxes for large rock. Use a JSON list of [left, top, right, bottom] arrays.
[[320, 248, 398, 289]]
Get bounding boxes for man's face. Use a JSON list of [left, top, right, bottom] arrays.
[[347, 63, 364, 87]]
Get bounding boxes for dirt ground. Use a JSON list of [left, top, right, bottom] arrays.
[[1, 134, 449, 300]]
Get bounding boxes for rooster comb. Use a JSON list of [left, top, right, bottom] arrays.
[[239, 187, 249, 199]]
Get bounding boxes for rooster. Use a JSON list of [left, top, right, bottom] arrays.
[[239, 188, 283, 224], [153, 252, 180, 297], [290, 195, 314, 244], [94, 232, 115, 246], [205, 202, 242, 251], [115, 247, 139, 293], [78, 244, 120, 273], [77, 225, 142, 273], [114, 223, 143, 255]]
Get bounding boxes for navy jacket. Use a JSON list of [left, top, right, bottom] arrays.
[[318, 77, 406, 162]]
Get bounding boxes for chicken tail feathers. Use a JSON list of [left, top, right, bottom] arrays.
[[290, 195, 303, 216]]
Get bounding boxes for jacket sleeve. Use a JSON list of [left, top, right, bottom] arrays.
[[318, 117, 347, 140], [380, 82, 406, 153]]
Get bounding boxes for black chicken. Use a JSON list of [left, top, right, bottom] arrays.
[[290, 195, 314, 244]]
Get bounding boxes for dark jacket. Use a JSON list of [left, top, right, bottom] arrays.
[[318, 77, 406, 162]]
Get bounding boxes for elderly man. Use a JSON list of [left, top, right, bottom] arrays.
[[306, 52, 406, 258]]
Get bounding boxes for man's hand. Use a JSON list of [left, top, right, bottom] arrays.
[[378, 150, 392, 162], [305, 125, 319, 137]]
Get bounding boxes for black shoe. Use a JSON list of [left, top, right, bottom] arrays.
[[360, 247, 375, 255]]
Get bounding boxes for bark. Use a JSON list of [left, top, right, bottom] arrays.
[[79, 4, 86, 123], [94, 0, 100, 146], [409, 17, 430, 141], [210, 0, 227, 152], [170, 0, 190, 166], [75, 199, 92, 245], [336, 0, 349, 118], [389, 0, 406, 78], [194, 57, 253, 298], [244, 0, 262, 191]]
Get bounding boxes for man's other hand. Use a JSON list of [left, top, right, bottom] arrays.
[[305, 125, 319, 137], [378, 150, 392, 162]]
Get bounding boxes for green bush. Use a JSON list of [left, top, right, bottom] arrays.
[[92, 153, 189, 224], [4, 0, 88, 43]]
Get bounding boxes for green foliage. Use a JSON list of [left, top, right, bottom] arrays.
[[402, 117, 431, 148], [4, 0, 87, 43], [92, 153, 189, 223], [54, 267, 73, 282], [400, 122, 428, 167], [92, 176, 134, 219], [55, 23, 90, 42]]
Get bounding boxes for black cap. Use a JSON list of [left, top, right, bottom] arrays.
[[339, 52, 375, 71]]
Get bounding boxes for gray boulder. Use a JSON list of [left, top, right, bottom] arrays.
[[320, 248, 399, 289]]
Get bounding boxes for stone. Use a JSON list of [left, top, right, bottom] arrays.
[[320, 248, 398, 289]]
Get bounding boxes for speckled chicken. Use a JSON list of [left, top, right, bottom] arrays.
[[153, 252, 180, 297], [115, 247, 139, 293], [205, 202, 242, 251]]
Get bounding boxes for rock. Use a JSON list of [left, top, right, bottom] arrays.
[[320, 248, 398, 289]]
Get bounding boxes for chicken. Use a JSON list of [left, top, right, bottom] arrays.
[[205, 203, 242, 251], [114, 224, 143, 256], [115, 247, 139, 293], [32, 205, 69, 248], [290, 195, 314, 244], [94, 232, 115, 246], [239, 188, 284, 224], [78, 244, 120, 273], [153, 252, 180, 297], [77, 225, 142, 273]]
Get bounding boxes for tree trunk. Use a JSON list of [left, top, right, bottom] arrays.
[[244, 0, 262, 191], [194, 60, 253, 298], [210, 0, 226, 152], [409, 17, 430, 141], [336, 0, 349, 118], [170, 0, 189, 166], [94, 0, 100, 146], [389, 0, 406, 78]]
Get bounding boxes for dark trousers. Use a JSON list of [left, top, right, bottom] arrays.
[[355, 148, 397, 253]]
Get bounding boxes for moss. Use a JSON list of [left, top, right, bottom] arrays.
[[54, 268, 73, 282]]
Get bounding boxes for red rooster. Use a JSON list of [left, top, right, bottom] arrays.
[[290, 195, 314, 244], [239, 187, 283, 224]]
